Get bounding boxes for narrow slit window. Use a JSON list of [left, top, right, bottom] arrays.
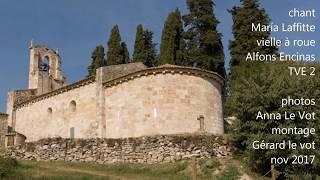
[[70, 100, 76, 112], [70, 127, 75, 139]]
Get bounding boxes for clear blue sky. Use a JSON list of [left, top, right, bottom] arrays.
[[0, 0, 319, 112]]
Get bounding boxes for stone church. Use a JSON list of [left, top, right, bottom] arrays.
[[0, 44, 224, 148]]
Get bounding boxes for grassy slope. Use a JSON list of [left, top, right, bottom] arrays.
[[1, 157, 260, 180]]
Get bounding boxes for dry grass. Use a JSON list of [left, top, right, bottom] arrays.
[[2, 158, 248, 180]]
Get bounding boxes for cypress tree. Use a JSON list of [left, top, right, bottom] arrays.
[[183, 0, 225, 76], [143, 30, 157, 67], [107, 25, 122, 65], [132, 24, 146, 63], [120, 42, 130, 64], [132, 25, 157, 67], [159, 8, 185, 65], [229, 0, 278, 66], [87, 45, 106, 76]]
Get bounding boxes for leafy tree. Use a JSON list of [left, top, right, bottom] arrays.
[[226, 62, 320, 178], [183, 0, 225, 76], [143, 30, 157, 67], [120, 42, 130, 64], [107, 25, 122, 65], [87, 45, 105, 76], [159, 8, 185, 65], [132, 24, 146, 63], [229, 0, 278, 67]]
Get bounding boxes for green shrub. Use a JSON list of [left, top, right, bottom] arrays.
[[217, 165, 240, 180], [199, 158, 221, 176], [0, 157, 18, 178]]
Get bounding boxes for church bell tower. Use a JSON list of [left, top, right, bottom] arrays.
[[28, 43, 65, 94]]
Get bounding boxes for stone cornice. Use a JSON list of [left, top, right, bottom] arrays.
[[14, 77, 95, 110], [103, 65, 225, 89], [0, 112, 8, 116]]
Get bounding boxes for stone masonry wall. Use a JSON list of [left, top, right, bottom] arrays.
[[6, 89, 37, 127], [6, 135, 231, 164], [10, 64, 224, 142], [103, 72, 224, 138], [14, 82, 97, 142], [0, 113, 8, 150]]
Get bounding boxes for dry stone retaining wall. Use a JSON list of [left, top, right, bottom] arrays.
[[6, 135, 231, 164]]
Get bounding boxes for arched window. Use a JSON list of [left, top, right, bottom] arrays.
[[48, 107, 53, 115], [70, 101, 76, 112], [40, 56, 50, 76]]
